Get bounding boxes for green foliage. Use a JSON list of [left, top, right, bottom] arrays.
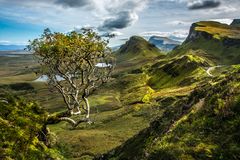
[[28, 28, 114, 86], [0, 93, 63, 159]]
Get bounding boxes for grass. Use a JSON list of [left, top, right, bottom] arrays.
[[49, 110, 149, 159]]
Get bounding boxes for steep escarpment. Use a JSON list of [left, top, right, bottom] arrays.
[[171, 21, 240, 65]]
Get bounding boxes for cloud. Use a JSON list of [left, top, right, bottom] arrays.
[[101, 31, 123, 38], [139, 29, 189, 41], [166, 20, 191, 26], [96, 0, 148, 32], [210, 18, 233, 25], [1, 0, 240, 46], [188, 0, 221, 10], [54, 0, 91, 8], [0, 40, 10, 45], [98, 11, 138, 31]]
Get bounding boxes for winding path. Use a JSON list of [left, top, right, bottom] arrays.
[[206, 65, 223, 77]]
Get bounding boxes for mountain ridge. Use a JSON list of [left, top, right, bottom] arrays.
[[0, 44, 26, 51], [171, 20, 240, 65]]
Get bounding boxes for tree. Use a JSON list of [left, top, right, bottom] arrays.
[[28, 28, 114, 127]]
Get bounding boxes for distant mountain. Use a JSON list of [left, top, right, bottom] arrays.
[[0, 45, 26, 51], [230, 19, 240, 27], [116, 36, 163, 62], [148, 36, 181, 51], [111, 45, 121, 51], [171, 20, 240, 65]]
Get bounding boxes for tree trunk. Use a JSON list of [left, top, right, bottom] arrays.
[[83, 97, 90, 119], [46, 110, 89, 128]]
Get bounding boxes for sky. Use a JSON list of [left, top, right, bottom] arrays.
[[0, 0, 239, 46]]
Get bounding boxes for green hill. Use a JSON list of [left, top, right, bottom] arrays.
[[116, 36, 163, 62], [148, 54, 210, 89], [170, 21, 240, 65]]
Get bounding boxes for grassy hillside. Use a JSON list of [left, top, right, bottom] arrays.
[[148, 54, 210, 89], [171, 21, 240, 65], [100, 66, 240, 160]]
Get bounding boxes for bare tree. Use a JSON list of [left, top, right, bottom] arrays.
[[28, 28, 114, 127]]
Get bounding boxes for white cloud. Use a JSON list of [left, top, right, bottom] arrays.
[[166, 20, 191, 26], [210, 18, 233, 25], [0, 40, 10, 45], [139, 29, 189, 41]]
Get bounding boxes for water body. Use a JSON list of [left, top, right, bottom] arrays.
[[0, 51, 31, 57], [0, 54, 21, 57], [95, 63, 112, 68], [34, 75, 64, 82], [34, 63, 112, 82]]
